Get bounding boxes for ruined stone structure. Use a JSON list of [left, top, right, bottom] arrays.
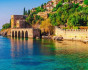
[[16, 20, 26, 28], [55, 26, 88, 40], [11, 15, 28, 28], [11, 28, 41, 38], [11, 15, 41, 38]]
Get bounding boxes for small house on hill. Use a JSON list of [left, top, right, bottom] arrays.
[[43, 0, 60, 11], [31, 8, 36, 12], [74, 0, 84, 4], [46, 1, 53, 11]]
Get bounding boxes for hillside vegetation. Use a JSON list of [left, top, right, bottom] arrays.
[[25, 0, 88, 32], [50, 3, 88, 27], [2, 0, 88, 33]]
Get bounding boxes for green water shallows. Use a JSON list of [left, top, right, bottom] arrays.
[[0, 36, 88, 70]]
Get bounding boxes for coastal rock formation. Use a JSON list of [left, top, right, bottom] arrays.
[[53, 36, 63, 41], [0, 28, 11, 37]]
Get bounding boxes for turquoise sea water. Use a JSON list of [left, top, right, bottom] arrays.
[[0, 36, 88, 70]]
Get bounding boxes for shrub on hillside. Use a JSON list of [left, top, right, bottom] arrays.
[[84, 0, 88, 5], [2, 23, 11, 29]]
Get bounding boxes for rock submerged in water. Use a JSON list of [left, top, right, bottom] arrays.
[[53, 36, 63, 41], [42, 36, 51, 39], [41, 36, 63, 41]]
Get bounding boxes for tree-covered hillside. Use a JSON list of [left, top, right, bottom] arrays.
[[2, 0, 88, 30], [49, 2, 88, 28], [25, 0, 88, 29]]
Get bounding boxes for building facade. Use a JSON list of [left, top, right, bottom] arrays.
[[73, 0, 84, 4], [11, 15, 28, 28], [11, 15, 41, 38], [52, 0, 60, 7], [16, 20, 26, 28], [43, 0, 60, 11]]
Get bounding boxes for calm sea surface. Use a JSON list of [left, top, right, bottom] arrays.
[[0, 36, 88, 70]]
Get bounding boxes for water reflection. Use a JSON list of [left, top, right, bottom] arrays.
[[9, 37, 88, 70], [11, 38, 33, 58], [10, 38, 56, 58], [11, 37, 88, 58]]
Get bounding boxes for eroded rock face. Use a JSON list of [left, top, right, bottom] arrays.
[[2, 32, 7, 36], [0, 28, 11, 37], [53, 36, 63, 41]]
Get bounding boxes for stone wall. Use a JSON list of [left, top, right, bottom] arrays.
[[33, 29, 41, 38], [11, 15, 28, 28], [16, 20, 26, 28], [55, 26, 88, 40], [11, 28, 40, 38]]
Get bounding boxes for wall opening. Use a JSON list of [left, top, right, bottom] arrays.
[[25, 31, 28, 38], [12, 31, 14, 37], [15, 31, 17, 37], [22, 31, 24, 38], [18, 31, 20, 38]]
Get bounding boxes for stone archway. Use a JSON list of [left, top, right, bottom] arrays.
[[22, 31, 24, 38], [18, 31, 20, 38], [25, 31, 28, 38], [12, 31, 14, 37], [15, 31, 17, 37]]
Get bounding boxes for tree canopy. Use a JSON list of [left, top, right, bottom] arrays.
[[40, 18, 53, 35], [26, 14, 43, 25], [2, 23, 11, 29], [48, 2, 88, 29], [84, 0, 88, 5]]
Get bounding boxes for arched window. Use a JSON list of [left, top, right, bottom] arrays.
[[12, 31, 14, 37], [22, 31, 24, 38], [15, 31, 17, 37], [18, 31, 20, 38], [25, 31, 28, 38]]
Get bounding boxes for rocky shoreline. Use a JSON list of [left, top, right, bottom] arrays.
[[0, 28, 11, 37], [0, 30, 63, 41], [0, 28, 88, 43]]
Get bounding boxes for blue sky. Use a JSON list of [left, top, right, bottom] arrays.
[[0, 0, 50, 28]]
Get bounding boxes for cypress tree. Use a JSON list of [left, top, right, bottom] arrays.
[[23, 7, 26, 15], [28, 9, 30, 15], [25, 11, 28, 15]]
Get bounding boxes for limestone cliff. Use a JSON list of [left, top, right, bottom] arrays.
[[0, 28, 11, 37]]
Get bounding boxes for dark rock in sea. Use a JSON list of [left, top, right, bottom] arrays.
[[53, 36, 63, 41]]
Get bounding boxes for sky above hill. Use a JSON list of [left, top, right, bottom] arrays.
[[0, 0, 50, 29]]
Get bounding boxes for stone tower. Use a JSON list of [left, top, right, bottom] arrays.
[[11, 15, 28, 28]]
